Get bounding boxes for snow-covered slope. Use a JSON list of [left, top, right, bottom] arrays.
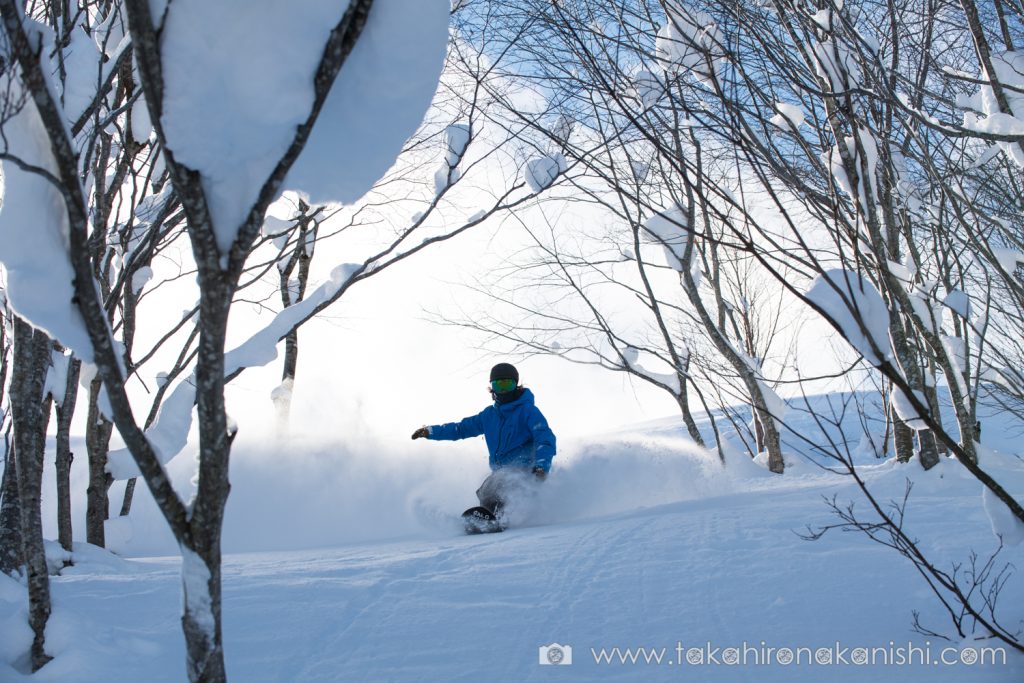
[[3, 422, 1022, 681]]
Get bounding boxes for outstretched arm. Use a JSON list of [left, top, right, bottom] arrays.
[[424, 410, 486, 441]]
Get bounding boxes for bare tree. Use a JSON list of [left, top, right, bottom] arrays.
[[445, 0, 1024, 644], [266, 201, 322, 431], [0, 296, 20, 577], [453, 0, 1024, 510], [447, 0, 806, 471], [9, 317, 54, 670], [1, 1, 389, 677], [52, 346, 79, 555], [0, 1, 550, 678]]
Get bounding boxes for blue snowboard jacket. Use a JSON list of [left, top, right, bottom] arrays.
[[427, 388, 557, 472]]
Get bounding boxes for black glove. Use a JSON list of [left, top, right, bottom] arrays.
[[532, 467, 547, 481], [411, 427, 430, 440]]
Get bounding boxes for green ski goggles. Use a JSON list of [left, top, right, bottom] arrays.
[[490, 378, 517, 393]]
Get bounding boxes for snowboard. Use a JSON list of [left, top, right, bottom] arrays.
[[461, 506, 504, 535]]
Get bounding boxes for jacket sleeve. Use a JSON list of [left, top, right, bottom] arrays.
[[428, 409, 486, 441], [528, 407, 557, 472]]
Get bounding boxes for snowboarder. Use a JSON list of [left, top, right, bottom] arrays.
[[411, 362, 556, 531]]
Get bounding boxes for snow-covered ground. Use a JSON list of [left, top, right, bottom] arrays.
[[2, 393, 1023, 682]]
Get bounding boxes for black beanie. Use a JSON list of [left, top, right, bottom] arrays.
[[489, 362, 519, 384]]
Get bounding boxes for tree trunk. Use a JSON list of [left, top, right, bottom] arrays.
[[0, 308, 19, 576], [85, 377, 114, 547], [675, 390, 704, 447], [119, 478, 137, 518], [674, 353, 705, 447], [180, 544, 226, 683], [10, 317, 54, 670], [758, 405, 783, 473], [181, 278, 234, 683], [888, 321, 940, 470], [754, 412, 766, 454], [911, 427, 940, 469], [892, 412, 915, 463], [55, 356, 81, 553], [917, 429, 941, 469], [673, 157, 784, 472], [274, 215, 315, 431], [0, 442, 22, 575], [922, 378, 948, 458], [679, 238, 784, 472]]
